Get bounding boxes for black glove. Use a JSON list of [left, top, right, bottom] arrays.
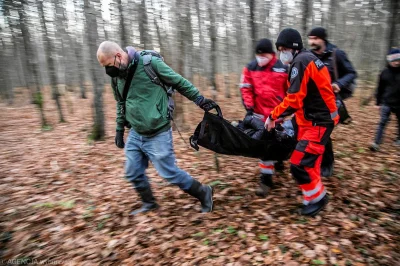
[[115, 130, 125, 149], [195, 96, 218, 112]]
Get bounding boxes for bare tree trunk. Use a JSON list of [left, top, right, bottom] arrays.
[[388, 0, 400, 51], [195, 0, 206, 81], [172, 0, 194, 129], [208, 0, 218, 93], [208, 0, 219, 172], [116, 0, 128, 47], [248, 0, 256, 50], [0, 19, 14, 104], [223, 1, 231, 98], [302, 0, 312, 40], [139, 0, 151, 49], [38, 0, 65, 123], [84, 0, 105, 140], [17, 0, 48, 127]]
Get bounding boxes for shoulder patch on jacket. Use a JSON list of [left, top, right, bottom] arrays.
[[314, 59, 325, 70], [290, 67, 299, 80]]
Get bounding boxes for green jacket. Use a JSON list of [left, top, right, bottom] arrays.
[[111, 51, 201, 137]]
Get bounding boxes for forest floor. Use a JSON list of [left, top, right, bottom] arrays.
[[0, 85, 399, 266]]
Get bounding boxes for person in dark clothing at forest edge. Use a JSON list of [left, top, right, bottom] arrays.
[[307, 27, 357, 177], [265, 28, 339, 216], [370, 48, 400, 151], [96, 41, 217, 215]]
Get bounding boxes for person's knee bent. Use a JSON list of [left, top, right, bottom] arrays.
[[290, 163, 312, 184]]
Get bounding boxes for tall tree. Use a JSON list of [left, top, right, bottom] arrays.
[[73, 0, 87, 98], [17, 0, 48, 127], [301, 0, 312, 40], [208, 0, 217, 93], [0, 35, 14, 105], [116, 0, 128, 47], [139, 0, 151, 49], [83, 0, 105, 140], [388, 0, 400, 51], [38, 0, 65, 123], [0, 7, 14, 105], [248, 0, 257, 50]]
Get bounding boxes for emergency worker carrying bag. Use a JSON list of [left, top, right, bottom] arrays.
[[189, 106, 296, 161]]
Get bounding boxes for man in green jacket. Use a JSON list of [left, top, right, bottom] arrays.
[[97, 41, 216, 215]]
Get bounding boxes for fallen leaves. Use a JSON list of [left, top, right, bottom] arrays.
[[0, 89, 399, 265]]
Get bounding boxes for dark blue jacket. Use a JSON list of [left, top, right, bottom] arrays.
[[311, 42, 357, 100], [376, 65, 400, 109]]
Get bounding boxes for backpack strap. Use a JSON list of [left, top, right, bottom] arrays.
[[143, 54, 166, 87], [122, 52, 140, 101], [113, 52, 139, 117], [142, 53, 174, 96]]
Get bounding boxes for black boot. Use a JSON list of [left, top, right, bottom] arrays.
[[185, 180, 214, 213], [300, 194, 329, 217], [130, 187, 159, 215], [274, 161, 285, 172], [255, 174, 273, 197]]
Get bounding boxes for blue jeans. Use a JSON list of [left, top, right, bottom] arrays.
[[375, 105, 400, 144], [125, 129, 194, 190]]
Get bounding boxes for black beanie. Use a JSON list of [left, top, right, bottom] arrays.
[[275, 28, 303, 50], [308, 27, 327, 40], [255, 38, 274, 54]]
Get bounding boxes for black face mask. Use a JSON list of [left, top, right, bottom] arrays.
[[105, 66, 120, 78], [105, 55, 123, 78]]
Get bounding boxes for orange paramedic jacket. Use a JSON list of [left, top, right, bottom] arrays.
[[270, 50, 339, 127]]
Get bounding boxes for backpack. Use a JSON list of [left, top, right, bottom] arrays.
[[141, 50, 176, 120]]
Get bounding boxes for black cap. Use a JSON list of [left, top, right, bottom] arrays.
[[255, 38, 274, 54], [308, 27, 327, 40], [275, 28, 303, 50]]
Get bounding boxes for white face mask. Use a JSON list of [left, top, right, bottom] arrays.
[[256, 56, 270, 67], [280, 50, 294, 65]]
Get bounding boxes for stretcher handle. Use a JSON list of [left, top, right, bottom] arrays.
[[209, 104, 223, 118]]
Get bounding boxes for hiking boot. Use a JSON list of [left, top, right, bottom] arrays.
[[185, 180, 214, 213], [255, 174, 273, 198], [274, 161, 285, 172], [321, 164, 334, 178], [130, 187, 159, 215], [369, 142, 380, 152], [300, 194, 329, 217]]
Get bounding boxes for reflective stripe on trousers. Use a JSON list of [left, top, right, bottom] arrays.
[[259, 160, 275, 175]]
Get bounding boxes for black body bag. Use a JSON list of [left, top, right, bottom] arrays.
[[189, 106, 297, 161]]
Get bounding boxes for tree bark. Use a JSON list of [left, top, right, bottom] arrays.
[[84, 0, 105, 140], [248, 0, 256, 50], [17, 0, 48, 127], [388, 0, 400, 51], [38, 0, 65, 123]]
